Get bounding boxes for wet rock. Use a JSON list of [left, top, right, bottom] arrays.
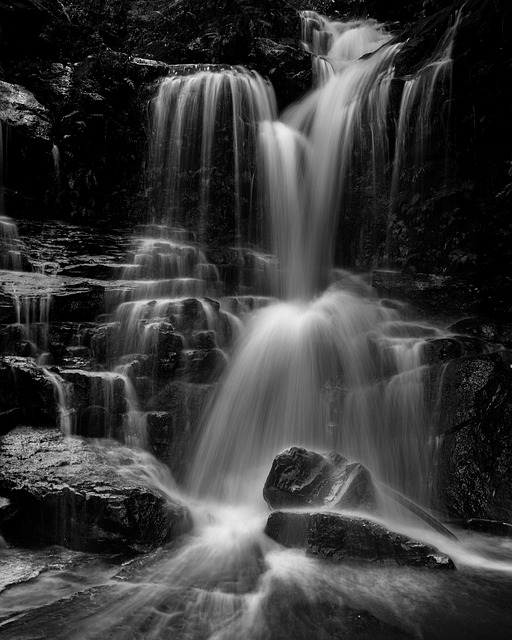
[[0, 356, 57, 426], [264, 447, 378, 514], [249, 38, 312, 109], [464, 518, 512, 537], [189, 330, 216, 350], [180, 348, 227, 384], [0, 271, 105, 324], [0, 80, 51, 141], [431, 351, 512, 435], [429, 351, 512, 521], [371, 270, 479, 317], [265, 511, 454, 569], [58, 369, 126, 438], [147, 382, 214, 481], [84, 322, 121, 364], [422, 335, 488, 365], [448, 317, 512, 349], [0, 426, 191, 553]]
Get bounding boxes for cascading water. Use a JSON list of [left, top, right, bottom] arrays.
[[301, 12, 392, 85], [148, 68, 277, 246], [5, 10, 512, 640]]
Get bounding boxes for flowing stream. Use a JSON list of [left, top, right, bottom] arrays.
[[2, 11, 512, 640]]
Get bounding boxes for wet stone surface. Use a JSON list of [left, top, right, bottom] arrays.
[[0, 426, 192, 553], [264, 447, 378, 513], [265, 511, 454, 569]]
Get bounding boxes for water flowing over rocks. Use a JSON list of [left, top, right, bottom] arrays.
[[265, 511, 454, 569], [263, 447, 378, 513], [0, 426, 191, 553]]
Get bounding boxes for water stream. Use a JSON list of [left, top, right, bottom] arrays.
[[1, 10, 512, 640]]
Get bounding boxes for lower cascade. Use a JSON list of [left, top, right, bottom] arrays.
[[1, 7, 512, 640]]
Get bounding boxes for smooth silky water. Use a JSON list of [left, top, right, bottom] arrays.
[[2, 12, 512, 640]]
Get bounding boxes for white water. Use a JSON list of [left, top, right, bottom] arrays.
[[3, 11, 512, 640], [149, 68, 277, 245]]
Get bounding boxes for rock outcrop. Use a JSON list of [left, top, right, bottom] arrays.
[[0, 426, 191, 553], [428, 351, 512, 521], [265, 511, 454, 569]]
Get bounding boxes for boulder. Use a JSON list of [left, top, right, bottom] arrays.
[[0, 355, 58, 425], [0, 80, 51, 141], [263, 447, 378, 514], [427, 351, 512, 521], [265, 511, 454, 569], [429, 351, 512, 435], [0, 426, 191, 553]]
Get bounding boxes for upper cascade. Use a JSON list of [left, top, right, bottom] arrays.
[[148, 66, 277, 247], [300, 11, 392, 84]]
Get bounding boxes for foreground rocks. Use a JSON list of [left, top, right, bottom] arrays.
[[0, 426, 191, 553], [263, 447, 377, 513], [265, 511, 454, 569]]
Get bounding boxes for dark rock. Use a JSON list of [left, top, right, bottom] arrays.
[[265, 511, 454, 569], [85, 322, 121, 364], [180, 348, 227, 384], [464, 518, 512, 537], [422, 335, 488, 365], [249, 38, 312, 109], [448, 317, 512, 349], [0, 355, 58, 425], [0, 426, 191, 553], [0, 271, 106, 324], [0, 80, 51, 141], [58, 369, 126, 437], [372, 271, 479, 318], [428, 351, 512, 521], [189, 330, 216, 350], [430, 351, 512, 435], [147, 382, 214, 481], [263, 447, 378, 514]]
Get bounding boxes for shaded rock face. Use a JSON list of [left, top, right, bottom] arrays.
[[265, 511, 454, 569], [0, 356, 57, 426], [0, 80, 51, 140], [0, 80, 53, 218], [372, 271, 480, 319], [428, 351, 512, 521], [146, 382, 214, 481], [0, 426, 191, 553], [263, 447, 378, 513]]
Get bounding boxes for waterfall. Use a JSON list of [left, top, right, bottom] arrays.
[[148, 68, 277, 246], [388, 9, 462, 256], [186, 15, 461, 515], [300, 11, 392, 85]]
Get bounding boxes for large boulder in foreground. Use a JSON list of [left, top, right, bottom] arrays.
[[0, 426, 191, 553], [263, 447, 378, 513], [265, 511, 454, 570]]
